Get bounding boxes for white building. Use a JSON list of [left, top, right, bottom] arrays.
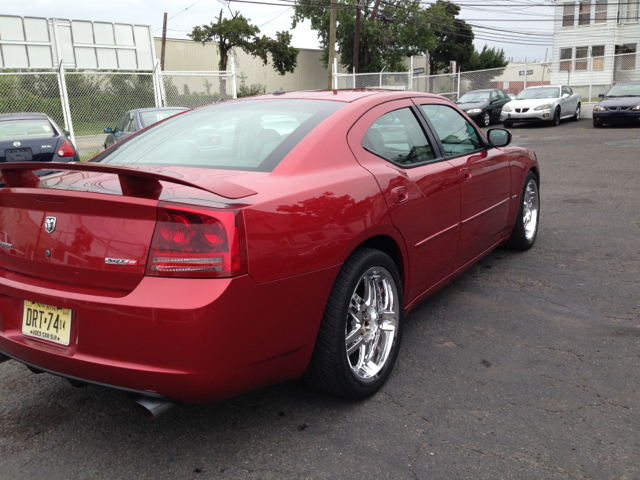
[[550, 0, 640, 87]]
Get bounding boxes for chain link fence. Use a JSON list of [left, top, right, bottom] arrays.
[[334, 72, 411, 90], [1, 66, 237, 161]]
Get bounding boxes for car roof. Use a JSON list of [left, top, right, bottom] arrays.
[[523, 85, 563, 89], [463, 89, 495, 93], [130, 107, 190, 114], [0, 112, 52, 122], [613, 81, 640, 85], [245, 89, 448, 103]]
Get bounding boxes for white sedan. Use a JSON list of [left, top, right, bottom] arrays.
[[500, 85, 581, 127]]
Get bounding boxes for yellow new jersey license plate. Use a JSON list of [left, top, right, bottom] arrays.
[[22, 301, 72, 346]]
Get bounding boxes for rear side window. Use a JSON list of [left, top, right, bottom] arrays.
[[98, 100, 344, 172], [420, 105, 483, 156], [0, 119, 55, 139], [363, 108, 436, 166]]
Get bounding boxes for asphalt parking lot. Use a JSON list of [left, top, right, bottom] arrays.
[[1, 118, 639, 479]]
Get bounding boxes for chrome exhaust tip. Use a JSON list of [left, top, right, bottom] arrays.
[[133, 397, 174, 419], [0, 353, 9, 364]]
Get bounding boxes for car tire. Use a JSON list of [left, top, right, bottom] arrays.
[[503, 121, 513, 128], [483, 112, 491, 127], [593, 119, 602, 128], [505, 171, 540, 251], [572, 104, 581, 121], [304, 248, 404, 399], [552, 107, 560, 126]]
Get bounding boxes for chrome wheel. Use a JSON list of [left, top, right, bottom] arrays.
[[483, 112, 491, 127], [345, 266, 399, 383], [523, 178, 539, 241], [573, 104, 580, 121]]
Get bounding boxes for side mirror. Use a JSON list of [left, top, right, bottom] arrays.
[[562, 93, 570, 99], [62, 130, 70, 136], [598, 93, 605, 98], [487, 128, 512, 147], [104, 127, 113, 134]]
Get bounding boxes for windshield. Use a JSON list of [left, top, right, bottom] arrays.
[[97, 100, 344, 172], [0, 119, 55, 139], [140, 109, 187, 128], [457, 92, 490, 103], [605, 83, 640, 97], [516, 88, 560, 100]]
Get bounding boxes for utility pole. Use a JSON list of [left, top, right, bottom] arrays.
[[160, 12, 168, 71], [354, 0, 361, 74], [327, 0, 337, 89]]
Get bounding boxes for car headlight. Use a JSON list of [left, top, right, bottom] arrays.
[[466, 109, 482, 114], [594, 105, 606, 111], [632, 105, 640, 111], [502, 105, 512, 112], [534, 104, 552, 111]]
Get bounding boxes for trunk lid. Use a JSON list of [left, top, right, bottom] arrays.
[[0, 137, 59, 162]]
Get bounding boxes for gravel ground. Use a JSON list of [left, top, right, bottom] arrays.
[[1, 117, 639, 479]]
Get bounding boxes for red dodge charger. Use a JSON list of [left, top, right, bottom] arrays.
[[0, 90, 540, 417]]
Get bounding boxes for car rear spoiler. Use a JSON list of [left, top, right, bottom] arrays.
[[0, 162, 257, 200]]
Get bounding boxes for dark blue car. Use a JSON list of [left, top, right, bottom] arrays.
[[593, 82, 640, 127], [104, 107, 189, 148]]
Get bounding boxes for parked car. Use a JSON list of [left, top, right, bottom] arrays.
[[0, 91, 540, 417], [104, 107, 189, 148], [455, 88, 511, 127], [592, 81, 640, 127], [500, 85, 581, 127], [0, 113, 79, 163]]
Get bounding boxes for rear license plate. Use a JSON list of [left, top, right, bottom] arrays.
[[6, 148, 33, 161], [22, 301, 72, 346]]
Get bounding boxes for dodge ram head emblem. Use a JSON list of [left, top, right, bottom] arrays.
[[44, 217, 57, 234], [13, 141, 21, 147]]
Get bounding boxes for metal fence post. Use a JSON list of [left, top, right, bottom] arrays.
[[409, 56, 414, 91], [56, 63, 75, 147], [152, 60, 162, 108], [524, 62, 528, 89], [457, 71, 461, 99], [353, 73, 356, 89], [333, 57, 338, 89], [588, 57, 593, 103], [230, 57, 237, 99]]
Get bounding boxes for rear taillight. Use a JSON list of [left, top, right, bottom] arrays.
[[146, 203, 247, 278], [57, 140, 75, 158]]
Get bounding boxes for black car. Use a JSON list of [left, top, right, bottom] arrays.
[[104, 107, 189, 148], [593, 82, 640, 127], [455, 89, 511, 127], [0, 113, 79, 163]]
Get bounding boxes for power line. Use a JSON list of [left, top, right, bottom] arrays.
[[154, 0, 205, 31]]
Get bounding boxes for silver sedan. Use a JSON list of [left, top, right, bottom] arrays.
[[500, 85, 582, 127]]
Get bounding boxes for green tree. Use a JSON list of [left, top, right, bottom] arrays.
[[189, 8, 299, 76], [426, 1, 475, 74], [466, 45, 509, 90]]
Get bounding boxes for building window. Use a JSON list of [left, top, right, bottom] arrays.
[[592, 45, 605, 69], [575, 47, 589, 70], [615, 44, 637, 70], [579, 2, 591, 25], [563, 3, 576, 26], [595, 0, 607, 23], [560, 48, 573, 71], [622, 0, 639, 22]]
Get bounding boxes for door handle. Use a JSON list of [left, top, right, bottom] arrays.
[[391, 186, 409, 204], [460, 167, 473, 182]]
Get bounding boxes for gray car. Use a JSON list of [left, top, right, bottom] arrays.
[[500, 85, 581, 128], [104, 107, 189, 148]]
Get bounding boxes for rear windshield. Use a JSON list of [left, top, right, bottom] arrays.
[[516, 88, 560, 100], [140, 110, 187, 127], [98, 99, 344, 172], [0, 119, 55, 139]]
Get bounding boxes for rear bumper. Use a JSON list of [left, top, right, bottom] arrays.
[[0, 266, 338, 402]]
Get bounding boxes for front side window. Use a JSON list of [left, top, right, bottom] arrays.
[[114, 113, 129, 133], [595, 0, 607, 23], [491, 91, 499, 101], [420, 105, 483, 157], [576, 46, 589, 70], [563, 3, 576, 26], [123, 113, 136, 133], [0, 119, 55, 139], [592, 45, 605, 69], [97, 99, 344, 172], [362, 108, 436, 166], [498, 90, 509, 100], [579, 1, 591, 25], [562, 86, 571, 96], [560, 48, 573, 71]]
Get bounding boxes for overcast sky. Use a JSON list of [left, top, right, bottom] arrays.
[[2, 0, 555, 64]]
